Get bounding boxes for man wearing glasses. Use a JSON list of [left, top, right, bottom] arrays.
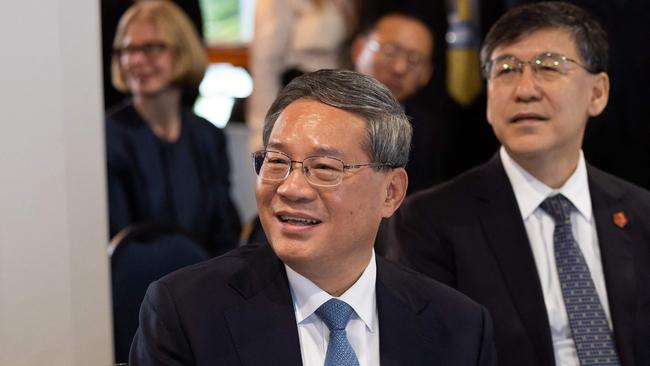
[[352, 12, 459, 195], [387, 2, 650, 366], [352, 13, 433, 104], [129, 69, 496, 365]]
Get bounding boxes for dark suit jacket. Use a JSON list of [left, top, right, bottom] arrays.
[[130, 243, 496, 365], [106, 101, 241, 256], [387, 155, 650, 366]]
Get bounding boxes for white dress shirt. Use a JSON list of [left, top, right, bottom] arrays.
[[500, 147, 613, 366], [285, 251, 380, 366]]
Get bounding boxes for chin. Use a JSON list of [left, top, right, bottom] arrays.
[[269, 238, 317, 265]]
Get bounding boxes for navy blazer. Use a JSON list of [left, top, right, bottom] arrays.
[[105, 101, 241, 256], [388, 155, 650, 366], [130, 243, 496, 365]]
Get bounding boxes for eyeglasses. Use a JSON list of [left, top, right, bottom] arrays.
[[366, 39, 428, 70], [484, 52, 593, 82], [114, 42, 169, 59], [252, 150, 394, 187]]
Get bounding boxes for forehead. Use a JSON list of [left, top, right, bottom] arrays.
[[371, 15, 433, 54], [123, 18, 159, 42], [268, 99, 369, 159], [492, 28, 579, 60]]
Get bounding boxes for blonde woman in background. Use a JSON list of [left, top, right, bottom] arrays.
[[106, 0, 241, 257]]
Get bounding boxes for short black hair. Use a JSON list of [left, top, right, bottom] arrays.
[[358, 11, 435, 50], [481, 2, 608, 75]]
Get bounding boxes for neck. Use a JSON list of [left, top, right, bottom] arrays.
[[133, 88, 183, 142], [509, 148, 581, 189]]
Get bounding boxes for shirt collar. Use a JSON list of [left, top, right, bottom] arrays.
[[500, 147, 592, 220], [285, 251, 377, 332]]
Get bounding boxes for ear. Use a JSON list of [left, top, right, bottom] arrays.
[[587, 72, 610, 117], [380, 168, 408, 219], [417, 62, 434, 87], [351, 36, 367, 64]]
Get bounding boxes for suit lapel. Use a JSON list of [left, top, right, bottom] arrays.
[[376, 257, 438, 366], [588, 167, 636, 365], [474, 156, 555, 365], [223, 244, 303, 366]]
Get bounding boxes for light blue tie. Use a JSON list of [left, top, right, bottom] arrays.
[[315, 299, 360, 366], [540, 194, 620, 365]]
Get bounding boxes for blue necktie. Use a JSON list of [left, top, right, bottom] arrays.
[[315, 299, 360, 366], [540, 194, 620, 365]]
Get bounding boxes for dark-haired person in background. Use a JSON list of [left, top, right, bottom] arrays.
[[130, 69, 496, 366], [387, 2, 650, 366], [106, 0, 241, 256]]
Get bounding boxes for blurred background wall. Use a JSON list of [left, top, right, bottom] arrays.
[[0, 1, 113, 365]]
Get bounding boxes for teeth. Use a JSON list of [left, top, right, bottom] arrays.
[[280, 215, 319, 225]]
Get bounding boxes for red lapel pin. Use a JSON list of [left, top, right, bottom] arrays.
[[612, 211, 628, 228]]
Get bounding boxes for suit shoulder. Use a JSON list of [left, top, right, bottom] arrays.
[[184, 111, 226, 138], [400, 161, 492, 219], [589, 165, 650, 205], [154, 243, 267, 298], [377, 257, 483, 313]]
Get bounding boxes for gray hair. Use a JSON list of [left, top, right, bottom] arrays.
[[263, 69, 412, 168], [480, 2, 608, 75]]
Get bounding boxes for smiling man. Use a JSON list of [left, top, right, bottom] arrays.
[[386, 3, 650, 366], [129, 69, 495, 366]]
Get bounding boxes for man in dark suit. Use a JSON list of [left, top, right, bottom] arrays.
[[129, 69, 496, 365], [386, 3, 650, 366]]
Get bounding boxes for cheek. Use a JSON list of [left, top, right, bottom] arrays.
[[255, 182, 274, 209]]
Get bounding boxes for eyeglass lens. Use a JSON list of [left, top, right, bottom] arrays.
[[488, 53, 573, 81], [116, 42, 168, 58], [253, 151, 344, 186]]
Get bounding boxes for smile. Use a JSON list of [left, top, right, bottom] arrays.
[[278, 215, 321, 226], [510, 113, 549, 123]]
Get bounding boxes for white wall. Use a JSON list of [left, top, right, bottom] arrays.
[[0, 1, 113, 365]]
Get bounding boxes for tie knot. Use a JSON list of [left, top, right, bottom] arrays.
[[540, 194, 573, 224], [315, 299, 354, 331]]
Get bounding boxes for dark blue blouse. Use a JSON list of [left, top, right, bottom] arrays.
[[105, 101, 241, 256]]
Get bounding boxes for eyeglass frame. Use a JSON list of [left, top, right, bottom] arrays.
[[252, 150, 396, 187], [113, 41, 170, 59], [483, 52, 595, 80], [365, 39, 429, 70]]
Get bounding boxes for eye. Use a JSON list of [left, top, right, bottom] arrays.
[[538, 65, 561, 73], [266, 157, 289, 165], [493, 65, 518, 78], [312, 162, 340, 171]]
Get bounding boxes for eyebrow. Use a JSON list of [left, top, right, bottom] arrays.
[[266, 142, 346, 158]]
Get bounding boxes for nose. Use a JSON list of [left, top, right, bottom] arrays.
[[513, 64, 542, 102], [389, 54, 410, 75], [276, 162, 317, 202]]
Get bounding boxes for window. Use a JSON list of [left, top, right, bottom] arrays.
[[196, 0, 255, 127]]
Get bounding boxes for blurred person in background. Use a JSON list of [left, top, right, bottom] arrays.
[[352, 12, 451, 195], [246, 0, 360, 152], [106, 0, 241, 257]]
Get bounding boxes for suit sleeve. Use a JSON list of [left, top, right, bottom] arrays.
[[129, 281, 194, 366], [105, 119, 134, 238], [207, 126, 241, 256], [477, 306, 497, 366], [385, 199, 457, 286]]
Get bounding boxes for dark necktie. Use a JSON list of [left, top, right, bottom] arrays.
[[315, 299, 360, 366], [540, 194, 620, 365]]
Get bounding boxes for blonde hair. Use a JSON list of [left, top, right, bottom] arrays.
[[111, 0, 207, 92]]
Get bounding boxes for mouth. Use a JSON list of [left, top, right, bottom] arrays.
[[510, 113, 549, 123], [277, 214, 322, 226]]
